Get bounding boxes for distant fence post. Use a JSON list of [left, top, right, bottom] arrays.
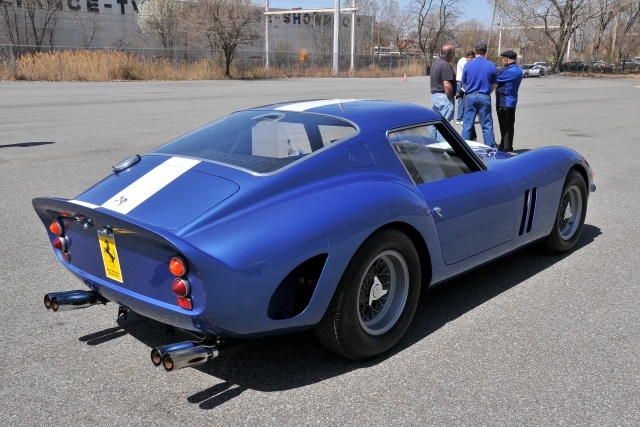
[[143, 48, 146, 80], [10, 44, 15, 74], [106, 48, 110, 81], [59, 47, 63, 81]]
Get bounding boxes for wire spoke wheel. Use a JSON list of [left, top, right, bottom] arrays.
[[315, 229, 421, 360], [357, 250, 409, 336], [557, 184, 583, 241], [538, 170, 588, 255]]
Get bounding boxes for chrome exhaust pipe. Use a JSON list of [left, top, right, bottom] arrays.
[[44, 290, 85, 309], [44, 290, 108, 312], [162, 346, 214, 371], [150, 341, 196, 367], [161, 341, 244, 372]]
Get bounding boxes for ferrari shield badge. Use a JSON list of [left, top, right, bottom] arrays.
[[98, 230, 123, 282]]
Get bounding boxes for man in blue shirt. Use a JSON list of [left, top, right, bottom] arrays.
[[461, 40, 497, 147], [495, 50, 523, 152]]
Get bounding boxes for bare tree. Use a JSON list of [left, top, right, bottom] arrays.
[[1, 0, 24, 44], [66, 9, 105, 48], [500, 0, 597, 72], [190, 0, 261, 77], [454, 19, 490, 52], [349, 0, 381, 54], [136, 0, 183, 54], [16, 0, 63, 47], [304, 13, 334, 53], [586, 0, 618, 62], [412, 0, 462, 73], [612, 1, 640, 67]]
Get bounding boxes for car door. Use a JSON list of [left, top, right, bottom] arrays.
[[388, 124, 515, 265]]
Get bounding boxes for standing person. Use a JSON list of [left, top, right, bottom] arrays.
[[495, 50, 523, 152], [455, 51, 475, 125], [461, 40, 497, 147], [429, 43, 456, 141]]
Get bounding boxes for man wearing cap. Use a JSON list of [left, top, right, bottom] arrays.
[[429, 43, 456, 141], [461, 40, 497, 147], [495, 50, 523, 152]]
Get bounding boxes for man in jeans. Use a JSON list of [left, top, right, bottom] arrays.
[[495, 50, 523, 152], [461, 40, 497, 147], [429, 43, 456, 141], [455, 51, 475, 125]]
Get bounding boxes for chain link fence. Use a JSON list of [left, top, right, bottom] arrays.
[[0, 44, 427, 81]]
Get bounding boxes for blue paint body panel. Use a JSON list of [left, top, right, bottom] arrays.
[[32, 100, 595, 339]]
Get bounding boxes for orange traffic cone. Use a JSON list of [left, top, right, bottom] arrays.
[[403, 73, 407, 81]]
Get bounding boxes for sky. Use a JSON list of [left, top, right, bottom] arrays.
[[265, 0, 495, 25]]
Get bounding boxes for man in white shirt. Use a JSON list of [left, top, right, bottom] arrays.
[[455, 51, 475, 125]]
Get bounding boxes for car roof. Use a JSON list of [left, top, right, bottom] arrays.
[[251, 100, 442, 131]]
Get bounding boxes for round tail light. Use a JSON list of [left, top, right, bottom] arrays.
[[169, 257, 187, 277], [172, 278, 190, 297], [49, 220, 63, 236], [52, 236, 67, 251]]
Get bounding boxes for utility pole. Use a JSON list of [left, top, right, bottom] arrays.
[[265, 0, 269, 69], [333, 0, 340, 77], [350, 0, 355, 76], [498, 17, 503, 55], [487, 0, 498, 55]]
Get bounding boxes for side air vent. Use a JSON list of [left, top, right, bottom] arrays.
[[267, 254, 328, 320], [519, 188, 538, 236], [526, 188, 537, 233], [519, 190, 530, 236]]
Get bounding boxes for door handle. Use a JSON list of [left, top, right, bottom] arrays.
[[433, 207, 442, 218]]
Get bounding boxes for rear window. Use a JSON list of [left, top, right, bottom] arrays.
[[150, 110, 357, 173]]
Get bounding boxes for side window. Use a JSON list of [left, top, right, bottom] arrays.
[[252, 122, 312, 157], [318, 124, 355, 145], [388, 124, 471, 185]]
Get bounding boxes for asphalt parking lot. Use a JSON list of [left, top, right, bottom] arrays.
[[1, 74, 639, 426]]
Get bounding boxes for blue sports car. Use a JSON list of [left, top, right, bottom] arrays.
[[33, 100, 595, 369]]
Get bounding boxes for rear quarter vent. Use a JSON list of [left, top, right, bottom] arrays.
[[267, 254, 328, 320]]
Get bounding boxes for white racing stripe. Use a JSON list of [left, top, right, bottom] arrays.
[[100, 157, 200, 214], [275, 99, 357, 112], [69, 200, 100, 209]]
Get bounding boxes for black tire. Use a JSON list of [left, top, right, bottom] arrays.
[[538, 170, 587, 254], [315, 229, 421, 360]]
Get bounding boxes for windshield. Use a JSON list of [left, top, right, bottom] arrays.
[[150, 110, 357, 173]]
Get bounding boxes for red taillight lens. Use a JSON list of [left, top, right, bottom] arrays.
[[49, 220, 63, 236], [172, 278, 190, 297], [169, 257, 187, 277], [53, 236, 66, 251], [177, 296, 192, 310]]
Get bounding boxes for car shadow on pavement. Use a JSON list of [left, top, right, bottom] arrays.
[[111, 224, 601, 409]]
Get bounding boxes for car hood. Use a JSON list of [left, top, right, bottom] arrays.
[[71, 156, 239, 229]]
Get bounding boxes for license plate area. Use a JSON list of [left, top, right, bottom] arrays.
[[98, 231, 123, 283]]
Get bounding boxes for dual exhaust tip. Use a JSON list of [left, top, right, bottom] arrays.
[[44, 290, 108, 312], [151, 340, 244, 372], [44, 290, 243, 370]]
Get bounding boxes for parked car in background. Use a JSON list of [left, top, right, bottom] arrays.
[[591, 61, 615, 73], [562, 61, 590, 72], [523, 65, 544, 77], [533, 62, 552, 73], [619, 59, 639, 71]]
